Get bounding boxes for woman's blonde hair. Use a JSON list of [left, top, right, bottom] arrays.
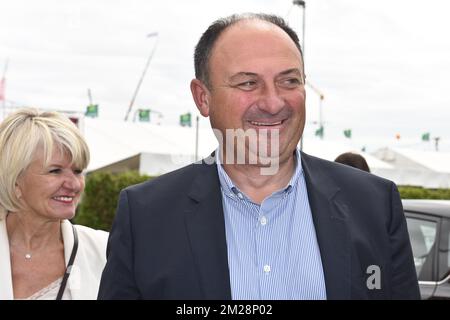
[[0, 108, 90, 219]]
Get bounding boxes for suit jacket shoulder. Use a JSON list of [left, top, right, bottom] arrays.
[[123, 159, 220, 220], [301, 152, 420, 299], [98, 158, 231, 299]]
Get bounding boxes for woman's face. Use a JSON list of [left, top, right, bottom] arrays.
[[15, 146, 85, 221]]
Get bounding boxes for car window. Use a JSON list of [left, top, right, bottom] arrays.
[[406, 217, 437, 281], [438, 218, 450, 280]]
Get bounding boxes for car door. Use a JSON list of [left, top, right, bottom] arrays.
[[405, 212, 440, 299], [431, 217, 450, 299]]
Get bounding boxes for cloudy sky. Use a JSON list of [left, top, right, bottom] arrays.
[[1, 0, 449, 152]]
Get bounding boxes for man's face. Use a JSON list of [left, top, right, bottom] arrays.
[[202, 20, 305, 166]]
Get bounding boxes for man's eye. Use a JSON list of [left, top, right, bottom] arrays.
[[280, 78, 302, 87], [237, 81, 257, 90]]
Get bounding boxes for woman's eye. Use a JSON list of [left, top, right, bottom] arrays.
[[73, 169, 83, 175], [49, 168, 61, 174]]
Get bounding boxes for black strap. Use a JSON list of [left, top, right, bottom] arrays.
[[56, 224, 79, 300]]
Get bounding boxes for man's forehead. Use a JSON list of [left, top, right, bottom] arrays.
[[211, 20, 300, 59], [206, 18, 303, 85], [219, 19, 289, 43]]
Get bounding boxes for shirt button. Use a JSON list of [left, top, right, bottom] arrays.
[[237, 193, 244, 200], [260, 216, 267, 226], [263, 265, 271, 273]]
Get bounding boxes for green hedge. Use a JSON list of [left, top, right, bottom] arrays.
[[74, 171, 152, 231], [399, 186, 450, 200]]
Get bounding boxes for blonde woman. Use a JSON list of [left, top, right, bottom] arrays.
[[0, 109, 108, 300]]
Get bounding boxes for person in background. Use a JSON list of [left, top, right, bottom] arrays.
[[335, 152, 371, 173], [0, 108, 108, 300], [98, 13, 419, 300]]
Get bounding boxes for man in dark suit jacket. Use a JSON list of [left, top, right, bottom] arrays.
[[98, 13, 419, 300]]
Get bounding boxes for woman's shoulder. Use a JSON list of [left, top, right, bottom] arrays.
[[72, 224, 109, 248]]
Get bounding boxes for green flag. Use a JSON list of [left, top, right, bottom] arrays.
[[421, 132, 430, 141], [343, 129, 352, 139], [138, 109, 150, 122], [315, 126, 324, 138], [180, 112, 192, 127], [85, 104, 98, 118]]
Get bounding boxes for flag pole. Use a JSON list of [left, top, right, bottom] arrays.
[[87, 88, 93, 105]]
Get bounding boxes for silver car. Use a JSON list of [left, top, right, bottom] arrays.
[[403, 199, 450, 299]]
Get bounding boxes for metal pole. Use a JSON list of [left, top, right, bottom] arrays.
[[319, 99, 323, 139], [302, 2, 306, 66], [195, 116, 199, 162], [293, 1, 306, 150], [124, 33, 158, 121], [434, 137, 440, 152], [87, 88, 93, 105]]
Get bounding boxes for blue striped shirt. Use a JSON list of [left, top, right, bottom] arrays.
[[216, 149, 327, 300]]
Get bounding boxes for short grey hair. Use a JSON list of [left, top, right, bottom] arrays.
[[194, 13, 304, 88], [0, 108, 89, 219]]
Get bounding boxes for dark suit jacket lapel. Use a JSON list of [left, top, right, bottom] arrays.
[[301, 152, 351, 299], [184, 158, 232, 299]]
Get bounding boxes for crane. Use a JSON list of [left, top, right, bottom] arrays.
[[124, 32, 159, 121]]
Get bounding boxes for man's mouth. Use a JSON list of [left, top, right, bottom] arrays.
[[248, 119, 285, 127]]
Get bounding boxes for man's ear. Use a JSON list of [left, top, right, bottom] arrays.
[[190, 79, 210, 117]]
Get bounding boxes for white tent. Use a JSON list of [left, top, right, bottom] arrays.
[[85, 118, 218, 175], [372, 147, 450, 188]]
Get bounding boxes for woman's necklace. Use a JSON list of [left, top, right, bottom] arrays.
[[13, 246, 37, 260]]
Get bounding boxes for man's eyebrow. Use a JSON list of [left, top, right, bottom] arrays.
[[228, 69, 303, 82], [278, 68, 303, 76], [229, 72, 258, 81]]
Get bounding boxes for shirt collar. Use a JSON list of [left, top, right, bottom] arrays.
[[216, 149, 238, 198], [286, 148, 303, 192], [216, 148, 303, 199]]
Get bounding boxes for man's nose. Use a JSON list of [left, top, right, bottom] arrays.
[[257, 84, 285, 115]]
